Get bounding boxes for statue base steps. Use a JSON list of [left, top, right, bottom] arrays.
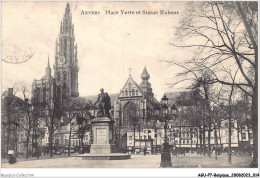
[[75, 153, 131, 160]]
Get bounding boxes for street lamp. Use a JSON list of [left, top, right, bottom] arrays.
[[154, 95, 177, 168]]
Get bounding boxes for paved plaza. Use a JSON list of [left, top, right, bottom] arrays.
[[1, 153, 252, 168]]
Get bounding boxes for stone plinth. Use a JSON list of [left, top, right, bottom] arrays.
[[90, 117, 116, 154], [77, 116, 131, 160]]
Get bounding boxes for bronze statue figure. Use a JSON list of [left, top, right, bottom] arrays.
[[94, 88, 111, 118]]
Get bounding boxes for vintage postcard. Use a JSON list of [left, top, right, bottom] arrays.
[[1, 1, 259, 177]]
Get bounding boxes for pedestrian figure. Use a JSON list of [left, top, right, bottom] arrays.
[[143, 147, 147, 156], [8, 150, 16, 164], [198, 162, 201, 168]]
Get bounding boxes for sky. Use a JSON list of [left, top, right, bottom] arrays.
[[2, 1, 192, 100]]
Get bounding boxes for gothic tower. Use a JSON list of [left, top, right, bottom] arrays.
[[54, 3, 79, 99]]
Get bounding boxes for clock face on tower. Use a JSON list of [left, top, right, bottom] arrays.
[[59, 56, 66, 65]]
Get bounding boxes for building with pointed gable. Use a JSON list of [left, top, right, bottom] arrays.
[[113, 67, 159, 151]]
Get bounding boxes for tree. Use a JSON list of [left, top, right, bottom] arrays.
[[63, 98, 78, 156], [70, 97, 93, 154], [171, 1, 257, 167]]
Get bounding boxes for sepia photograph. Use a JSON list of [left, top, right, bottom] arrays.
[[1, 1, 259, 177]]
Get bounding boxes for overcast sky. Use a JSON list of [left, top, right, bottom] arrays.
[[2, 1, 192, 100]]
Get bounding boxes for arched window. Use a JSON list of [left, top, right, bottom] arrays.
[[132, 89, 135, 96], [122, 102, 137, 126], [36, 87, 40, 102], [43, 87, 47, 103], [63, 71, 67, 80], [57, 72, 61, 81], [125, 90, 128, 96]]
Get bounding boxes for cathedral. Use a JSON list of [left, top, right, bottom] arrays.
[[113, 67, 159, 150], [32, 3, 79, 107]]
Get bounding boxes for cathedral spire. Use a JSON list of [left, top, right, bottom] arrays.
[[65, 3, 70, 15], [47, 56, 50, 69], [55, 39, 58, 56], [75, 43, 77, 56], [45, 56, 51, 78]]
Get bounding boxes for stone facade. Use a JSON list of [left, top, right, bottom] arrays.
[[113, 67, 159, 150]]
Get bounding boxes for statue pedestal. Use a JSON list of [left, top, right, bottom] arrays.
[[76, 116, 130, 160], [90, 117, 116, 154]]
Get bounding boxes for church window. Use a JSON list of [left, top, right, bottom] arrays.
[[132, 89, 135, 96], [57, 72, 61, 81], [63, 71, 67, 80], [125, 90, 128, 96], [64, 39, 67, 51], [36, 87, 40, 102], [43, 87, 47, 103], [122, 102, 137, 126], [128, 83, 131, 90]]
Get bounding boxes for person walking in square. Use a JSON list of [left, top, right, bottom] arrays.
[[143, 147, 147, 156]]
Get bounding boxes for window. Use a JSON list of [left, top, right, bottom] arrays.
[[148, 136, 151, 139], [132, 89, 135, 96], [129, 91, 131, 96], [57, 72, 61, 81], [183, 140, 185, 144], [63, 71, 67, 80], [148, 130, 151, 133], [136, 90, 138, 95], [125, 90, 128, 96], [242, 133, 246, 139], [187, 140, 189, 144], [249, 133, 253, 139], [129, 136, 133, 141], [144, 136, 147, 139]]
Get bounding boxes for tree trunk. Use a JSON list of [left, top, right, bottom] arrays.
[[251, 87, 258, 167], [203, 125, 206, 156], [228, 85, 234, 165], [68, 122, 72, 156], [26, 128, 30, 159], [208, 118, 211, 158], [214, 127, 218, 160], [228, 107, 232, 164], [237, 123, 240, 155], [246, 118, 250, 146], [49, 116, 54, 157], [236, 1, 258, 168], [199, 126, 202, 155]]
